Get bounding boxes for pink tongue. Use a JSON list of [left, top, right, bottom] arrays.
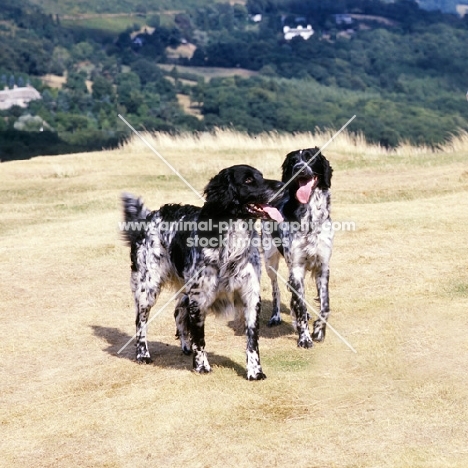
[[262, 206, 284, 223], [296, 179, 314, 203]]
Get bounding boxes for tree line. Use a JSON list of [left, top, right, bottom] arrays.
[[1, 0, 468, 160]]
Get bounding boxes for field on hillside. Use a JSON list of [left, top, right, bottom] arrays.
[[1, 130, 468, 467], [28, 0, 229, 15], [60, 12, 178, 34], [61, 15, 148, 34], [158, 64, 259, 81]]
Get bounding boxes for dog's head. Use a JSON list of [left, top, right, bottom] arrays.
[[281, 147, 333, 203], [202, 165, 284, 222]]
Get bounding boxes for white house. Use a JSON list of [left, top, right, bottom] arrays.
[[456, 4, 468, 17], [283, 25, 314, 41], [0, 85, 42, 111]]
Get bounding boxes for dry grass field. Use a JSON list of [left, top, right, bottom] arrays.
[[176, 93, 202, 119], [1, 130, 468, 467]]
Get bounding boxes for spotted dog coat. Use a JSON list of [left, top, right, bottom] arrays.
[[263, 148, 333, 348], [122, 165, 283, 380]]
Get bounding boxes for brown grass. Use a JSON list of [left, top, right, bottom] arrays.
[[176, 93, 202, 119], [1, 130, 467, 467], [166, 43, 197, 60], [40, 73, 93, 92], [41, 74, 67, 89]]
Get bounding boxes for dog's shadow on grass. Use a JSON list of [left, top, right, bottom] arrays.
[[91, 325, 246, 377], [227, 299, 295, 338]]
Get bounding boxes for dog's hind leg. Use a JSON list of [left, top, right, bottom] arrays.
[[131, 245, 164, 363], [312, 265, 330, 343], [265, 249, 282, 327], [174, 294, 192, 355], [289, 266, 313, 349], [132, 271, 160, 364]]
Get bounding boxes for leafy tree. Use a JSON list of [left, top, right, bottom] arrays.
[[51, 46, 72, 76], [65, 71, 88, 94], [131, 59, 164, 86], [92, 76, 114, 101], [135, 4, 147, 15], [71, 42, 95, 61], [56, 113, 90, 132]]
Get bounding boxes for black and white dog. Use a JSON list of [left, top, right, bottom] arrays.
[[121, 165, 283, 380], [263, 148, 333, 348]]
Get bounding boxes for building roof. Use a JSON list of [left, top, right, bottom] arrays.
[[0, 85, 42, 110], [283, 25, 314, 41]]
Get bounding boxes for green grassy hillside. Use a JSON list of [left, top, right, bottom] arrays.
[[28, 0, 237, 15], [2, 0, 468, 158]]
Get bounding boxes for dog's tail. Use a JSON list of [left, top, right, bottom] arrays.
[[121, 192, 150, 246]]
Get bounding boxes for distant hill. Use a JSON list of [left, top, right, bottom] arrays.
[[357, 0, 461, 14], [415, 0, 460, 13], [11, 0, 464, 15], [26, 0, 232, 15], [2, 0, 468, 157]]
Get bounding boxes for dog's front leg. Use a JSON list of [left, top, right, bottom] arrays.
[[312, 265, 330, 342], [188, 300, 211, 374], [289, 267, 313, 348], [244, 295, 266, 381]]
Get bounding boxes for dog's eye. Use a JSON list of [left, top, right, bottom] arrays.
[[244, 177, 254, 184]]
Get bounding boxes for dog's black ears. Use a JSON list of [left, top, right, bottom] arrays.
[[308, 149, 333, 189], [319, 157, 333, 189], [281, 150, 299, 181], [202, 168, 237, 216]]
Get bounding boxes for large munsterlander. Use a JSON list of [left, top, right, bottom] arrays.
[[122, 165, 283, 380], [264, 148, 334, 348]]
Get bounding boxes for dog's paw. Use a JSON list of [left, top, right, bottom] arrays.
[[297, 336, 314, 349], [193, 364, 212, 374], [193, 351, 211, 374], [247, 371, 267, 381], [136, 355, 153, 364], [312, 321, 326, 343], [267, 315, 282, 327], [136, 344, 152, 363]]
